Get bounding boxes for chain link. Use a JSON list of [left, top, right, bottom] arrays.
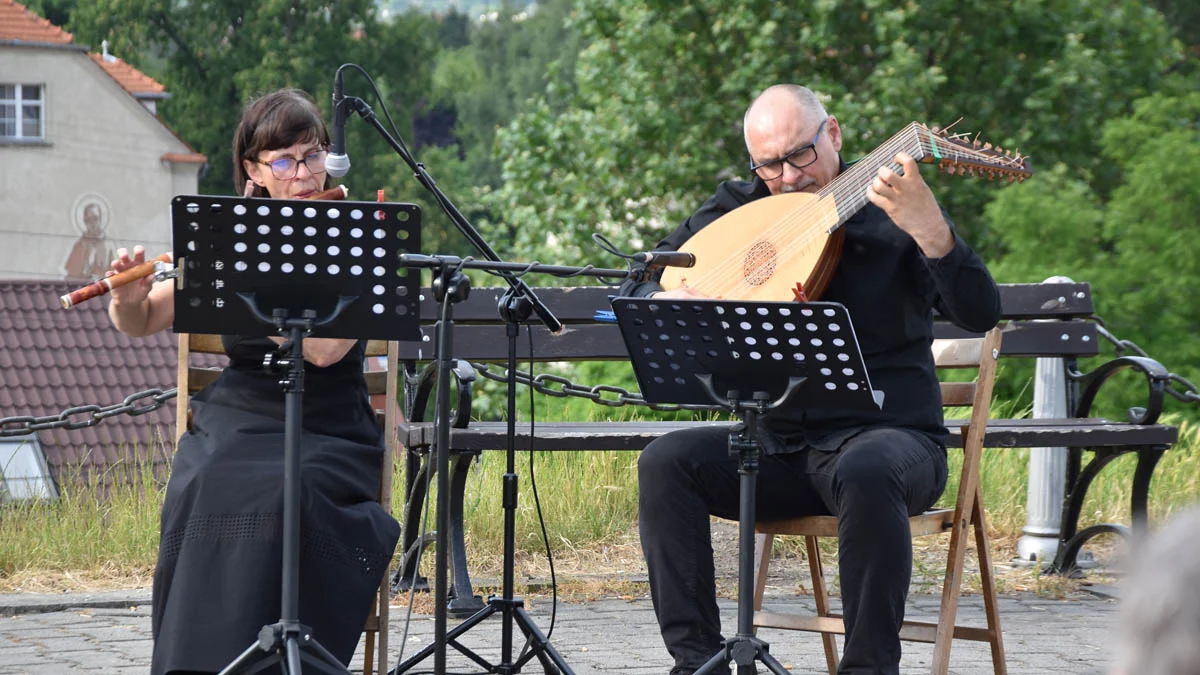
[[467, 362, 720, 412], [1088, 318, 1200, 405], [0, 388, 177, 438]]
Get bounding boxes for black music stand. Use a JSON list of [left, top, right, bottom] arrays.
[[170, 194, 422, 675], [611, 297, 882, 675]]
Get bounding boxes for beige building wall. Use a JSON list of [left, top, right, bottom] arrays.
[[0, 44, 202, 281]]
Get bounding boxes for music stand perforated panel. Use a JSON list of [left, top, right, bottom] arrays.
[[171, 195, 421, 340], [611, 297, 879, 409]]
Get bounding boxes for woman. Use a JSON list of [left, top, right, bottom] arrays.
[[108, 88, 400, 674]]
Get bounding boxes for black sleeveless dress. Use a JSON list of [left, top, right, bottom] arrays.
[[150, 336, 400, 674]]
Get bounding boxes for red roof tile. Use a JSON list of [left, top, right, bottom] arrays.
[[89, 52, 165, 96], [0, 0, 72, 45], [2, 2, 187, 114], [0, 279, 226, 489]]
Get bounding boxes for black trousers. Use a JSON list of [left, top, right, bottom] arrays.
[[638, 425, 948, 675]]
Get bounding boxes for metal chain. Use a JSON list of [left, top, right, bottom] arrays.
[[0, 388, 177, 438], [466, 362, 720, 412], [463, 315, 1200, 411], [1087, 317, 1200, 404], [7, 314, 1194, 438]]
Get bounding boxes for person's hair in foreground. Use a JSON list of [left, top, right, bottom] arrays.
[[1112, 506, 1200, 675]]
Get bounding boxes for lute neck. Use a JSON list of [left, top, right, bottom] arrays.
[[817, 122, 928, 231]]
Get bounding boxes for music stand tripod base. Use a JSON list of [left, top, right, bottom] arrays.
[[612, 297, 881, 675]]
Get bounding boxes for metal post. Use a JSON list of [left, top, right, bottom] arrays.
[[1016, 275, 1072, 563]]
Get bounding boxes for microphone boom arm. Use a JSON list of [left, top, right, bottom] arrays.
[[343, 95, 564, 333]]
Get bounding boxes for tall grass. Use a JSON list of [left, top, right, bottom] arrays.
[[0, 443, 165, 590], [3, 397, 1198, 590]]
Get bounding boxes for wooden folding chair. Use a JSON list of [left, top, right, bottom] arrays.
[[177, 334, 397, 675], [752, 327, 1005, 675]]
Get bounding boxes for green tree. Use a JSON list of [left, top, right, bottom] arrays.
[[69, 0, 377, 192], [986, 90, 1200, 416], [489, 0, 1182, 269], [429, 4, 580, 183], [24, 0, 77, 27]]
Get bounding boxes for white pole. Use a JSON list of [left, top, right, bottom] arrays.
[[1016, 276, 1074, 563]]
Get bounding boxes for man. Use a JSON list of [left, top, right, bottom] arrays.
[[621, 84, 1002, 674]]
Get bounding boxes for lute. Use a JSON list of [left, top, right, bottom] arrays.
[[659, 123, 1032, 301]]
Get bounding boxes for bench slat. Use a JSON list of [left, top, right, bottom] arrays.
[[397, 320, 1098, 361], [412, 283, 1094, 323], [399, 417, 1178, 452]]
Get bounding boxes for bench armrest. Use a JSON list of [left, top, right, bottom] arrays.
[[404, 359, 476, 428], [1069, 355, 1169, 424]]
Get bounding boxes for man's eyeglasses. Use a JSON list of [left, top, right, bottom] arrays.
[[256, 149, 328, 180], [749, 118, 828, 180]]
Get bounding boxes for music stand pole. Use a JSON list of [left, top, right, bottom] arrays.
[[219, 299, 358, 675], [431, 265, 469, 675], [692, 384, 796, 675]]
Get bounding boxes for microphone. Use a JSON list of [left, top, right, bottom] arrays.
[[325, 69, 351, 177], [631, 250, 695, 269]]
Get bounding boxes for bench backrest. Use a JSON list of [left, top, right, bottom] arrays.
[[397, 282, 1094, 364]]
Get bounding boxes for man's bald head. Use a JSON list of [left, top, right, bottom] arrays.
[[743, 85, 827, 151]]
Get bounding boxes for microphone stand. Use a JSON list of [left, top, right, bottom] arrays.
[[393, 255, 629, 675], [340, 92, 633, 675]]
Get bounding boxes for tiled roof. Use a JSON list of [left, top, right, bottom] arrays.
[[1, 1, 172, 105], [0, 279, 224, 488], [89, 52, 166, 97], [2, 3, 207, 171], [0, 0, 72, 45]]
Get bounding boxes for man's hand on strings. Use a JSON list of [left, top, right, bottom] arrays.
[[866, 152, 955, 259]]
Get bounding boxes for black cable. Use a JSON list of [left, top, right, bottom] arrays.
[[393, 430, 437, 669], [525, 325, 559, 641], [590, 232, 653, 284], [590, 232, 636, 261]]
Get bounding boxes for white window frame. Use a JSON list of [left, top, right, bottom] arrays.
[[0, 83, 46, 140], [0, 434, 58, 501]]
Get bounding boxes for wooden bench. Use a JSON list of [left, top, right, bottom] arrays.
[[393, 282, 1179, 617]]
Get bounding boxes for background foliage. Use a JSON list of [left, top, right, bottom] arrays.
[[41, 0, 1200, 419]]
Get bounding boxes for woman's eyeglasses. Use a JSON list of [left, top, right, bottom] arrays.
[[256, 149, 328, 180]]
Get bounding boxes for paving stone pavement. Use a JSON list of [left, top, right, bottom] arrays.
[[0, 587, 1117, 674]]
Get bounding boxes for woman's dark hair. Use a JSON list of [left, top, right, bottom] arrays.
[[232, 88, 331, 197]]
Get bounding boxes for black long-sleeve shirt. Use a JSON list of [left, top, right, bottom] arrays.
[[619, 173, 1001, 451]]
